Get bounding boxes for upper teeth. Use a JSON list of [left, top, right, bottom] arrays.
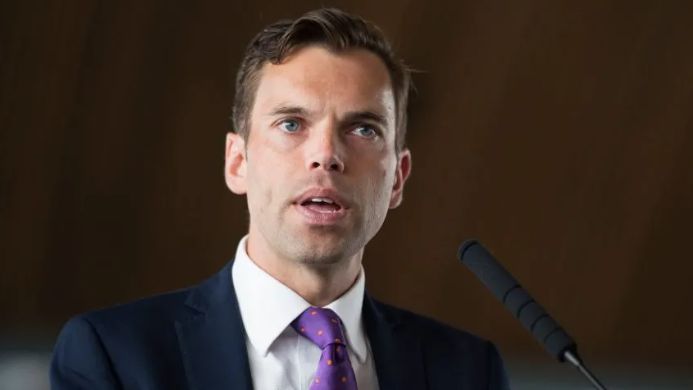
[[310, 197, 334, 204]]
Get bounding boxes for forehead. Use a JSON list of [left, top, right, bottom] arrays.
[[251, 46, 395, 122]]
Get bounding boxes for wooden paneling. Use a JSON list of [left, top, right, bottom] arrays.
[[1, 0, 692, 368]]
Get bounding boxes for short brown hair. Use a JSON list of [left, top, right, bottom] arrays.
[[232, 8, 411, 151]]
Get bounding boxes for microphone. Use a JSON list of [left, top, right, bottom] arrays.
[[458, 240, 607, 390]]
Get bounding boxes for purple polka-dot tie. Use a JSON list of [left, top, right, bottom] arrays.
[[291, 307, 358, 390]]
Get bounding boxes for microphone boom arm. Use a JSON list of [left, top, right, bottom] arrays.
[[458, 240, 607, 390]]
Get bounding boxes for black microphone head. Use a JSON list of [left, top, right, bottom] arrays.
[[457, 239, 578, 362], [457, 240, 518, 300], [457, 239, 479, 263]]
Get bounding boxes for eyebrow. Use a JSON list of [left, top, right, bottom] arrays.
[[343, 110, 389, 128], [268, 105, 310, 117], [268, 105, 389, 128]]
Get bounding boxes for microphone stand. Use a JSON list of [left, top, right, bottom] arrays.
[[563, 350, 607, 390], [458, 240, 610, 389]]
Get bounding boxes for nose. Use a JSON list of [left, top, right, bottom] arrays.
[[306, 126, 345, 173]]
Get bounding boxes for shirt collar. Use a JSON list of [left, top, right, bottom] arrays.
[[231, 236, 369, 363]]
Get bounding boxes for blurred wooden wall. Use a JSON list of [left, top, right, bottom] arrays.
[[1, 0, 692, 369]]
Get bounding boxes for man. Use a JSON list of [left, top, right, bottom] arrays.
[[51, 8, 509, 390]]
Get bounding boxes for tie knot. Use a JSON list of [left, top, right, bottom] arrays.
[[291, 307, 347, 349]]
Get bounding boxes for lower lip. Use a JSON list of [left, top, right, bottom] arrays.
[[293, 204, 348, 225]]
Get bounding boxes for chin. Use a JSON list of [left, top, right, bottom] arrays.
[[296, 255, 344, 268], [288, 235, 360, 267], [294, 244, 347, 265]]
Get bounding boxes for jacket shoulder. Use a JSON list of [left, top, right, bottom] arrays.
[[56, 287, 195, 355], [81, 287, 192, 329], [52, 287, 198, 389], [370, 299, 510, 389], [371, 299, 490, 346]]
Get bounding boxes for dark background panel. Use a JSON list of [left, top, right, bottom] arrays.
[[1, 0, 692, 386]]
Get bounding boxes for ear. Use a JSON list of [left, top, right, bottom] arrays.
[[224, 132, 248, 195], [389, 148, 412, 209]]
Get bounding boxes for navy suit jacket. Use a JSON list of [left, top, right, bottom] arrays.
[[51, 261, 510, 389]]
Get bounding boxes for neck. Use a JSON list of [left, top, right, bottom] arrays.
[[245, 233, 363, 307]]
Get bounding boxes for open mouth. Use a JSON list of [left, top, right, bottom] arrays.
[[299, 197, 343, 213]]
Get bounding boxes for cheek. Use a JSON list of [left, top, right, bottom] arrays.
[[364, 164, 395, 209], [378, 156, 398, 189], [245, 161, 276, 216], [245, 140, 304, 213]]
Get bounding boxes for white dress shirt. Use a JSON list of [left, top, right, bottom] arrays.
[[231, 236, 380, 390]]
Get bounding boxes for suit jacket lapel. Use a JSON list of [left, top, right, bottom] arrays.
[[175, 261, 253, 390], [173, 263, 427, 390], [363, 293, 427, 390]]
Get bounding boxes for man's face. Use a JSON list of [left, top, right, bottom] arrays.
[[225, 45, 411, 266]]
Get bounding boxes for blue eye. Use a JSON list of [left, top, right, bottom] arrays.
[[353, 125, 377, 138], [279, 119, 300, 133]]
